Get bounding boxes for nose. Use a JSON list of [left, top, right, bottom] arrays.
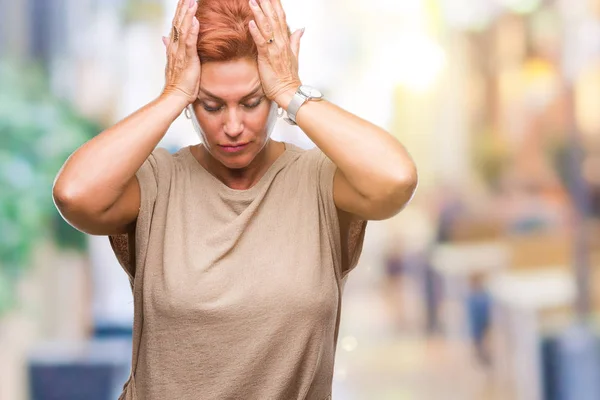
[[223, 108, 244, 138]]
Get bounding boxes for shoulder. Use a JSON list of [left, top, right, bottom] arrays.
[[147, 146, 176, 165], [286, 143, 325, 160], [284, 143, 333, 174], [148, 145, 194, 165], [138, 147, 174, 177], [138, 146, 193, 181]]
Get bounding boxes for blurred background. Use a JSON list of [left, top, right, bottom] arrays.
[[2, 0, 600, 399]]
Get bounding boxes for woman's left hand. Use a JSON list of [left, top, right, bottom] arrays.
[[248, 0, 304, 108]]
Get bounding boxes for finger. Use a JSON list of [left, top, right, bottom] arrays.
[[270, 0, 287, 28], [179, 0, 198, 39], [289, 28, 304, 59], [249, 20, 269, 55], [185, 17, 200, 59], [258, 0, 285, 38], [172, 0, 188, 29], [169, 0, 187, 50], [249, 0, 277, 42], [258, 0, 277, 23], [179, 0, 197, 26]]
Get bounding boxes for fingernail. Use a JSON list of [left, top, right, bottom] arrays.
[[250, 0, 258, 6], [189, 0, 195, 6]]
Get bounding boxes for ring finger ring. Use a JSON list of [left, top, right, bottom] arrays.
[[172, 26, 180, 42]]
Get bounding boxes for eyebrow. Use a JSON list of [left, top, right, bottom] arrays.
[[199, 85, 263, 101]]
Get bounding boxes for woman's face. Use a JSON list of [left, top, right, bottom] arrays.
[[191, 58, 274, 169]]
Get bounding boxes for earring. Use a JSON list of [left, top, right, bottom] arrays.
[[277, 107, 284, 118], [184, 107, 192, 119]]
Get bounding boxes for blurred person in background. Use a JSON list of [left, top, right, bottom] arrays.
[[52, 0, 417, 398], [435, 184, 465, 242], [466, 271, 491, 366], [382, 243, 408, 332]]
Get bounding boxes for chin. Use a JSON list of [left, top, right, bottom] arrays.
[[215, 140, 268, 169], [217, 150, 257, 170]]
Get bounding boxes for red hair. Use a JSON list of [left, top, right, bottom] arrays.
[[195, 0, 290, 63]]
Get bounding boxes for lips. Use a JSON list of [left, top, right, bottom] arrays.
[[219, 143, 249, 153]]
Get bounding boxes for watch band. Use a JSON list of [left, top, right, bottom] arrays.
[[283, 85, 323, 125], [283, 90, 308, 125]]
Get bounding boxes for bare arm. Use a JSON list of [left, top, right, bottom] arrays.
[[279, 97, 418, 221], [249, 0, 417, 222], [53, 94, 188, 235], [53, 0, 201, 235]]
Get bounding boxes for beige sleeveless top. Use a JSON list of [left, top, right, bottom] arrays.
[[109, 142, 367, 400]]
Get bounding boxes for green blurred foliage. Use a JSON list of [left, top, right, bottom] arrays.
[[0, 61, 101, 315]]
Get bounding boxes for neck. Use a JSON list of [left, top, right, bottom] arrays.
[[199, 140, 283, 190]]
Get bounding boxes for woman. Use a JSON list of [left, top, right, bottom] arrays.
[[53, 0, 417, 398]]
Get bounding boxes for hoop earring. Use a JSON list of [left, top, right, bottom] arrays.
[[277, 107, 284, 118], [184, 107, 192, 119]]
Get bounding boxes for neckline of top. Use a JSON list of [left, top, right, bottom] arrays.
[[183, 141, 299, 198]]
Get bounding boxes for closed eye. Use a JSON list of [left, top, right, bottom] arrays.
[[203, 104, 223, 113], [243, 97, 264, 109], [201, 96, 265, 113]]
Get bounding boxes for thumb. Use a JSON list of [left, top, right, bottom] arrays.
[[290, 27, 304, 60], [162, 36, 169, 47]]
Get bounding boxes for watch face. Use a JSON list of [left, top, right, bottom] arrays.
[[299, 85, 323, 99]]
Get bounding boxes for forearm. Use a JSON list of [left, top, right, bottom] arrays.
[[277, 91, 417, 203], [53, 93, 187, 211]]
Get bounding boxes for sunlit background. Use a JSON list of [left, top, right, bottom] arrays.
[[2, 0, 600, 399]]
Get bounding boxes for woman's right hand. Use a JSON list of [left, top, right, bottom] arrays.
[[161, 0, 201, 105]]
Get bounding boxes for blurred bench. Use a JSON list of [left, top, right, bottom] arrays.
[[431, 241, 510, 341], [507, 233, 572, 271], [488, 269, 576, 400]]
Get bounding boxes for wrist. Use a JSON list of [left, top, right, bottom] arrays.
[[274, 82, 302, 110], [156, 91, 190, 120]]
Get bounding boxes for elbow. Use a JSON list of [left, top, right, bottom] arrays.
[[52, 176, 103, 216], [398, 171, 419, 208], [52, 181, 114, 235], [53, 180, 84, 216], [53, 179, 73, 211], [370, 168, 418, 220], [52, 182, 83, 233]]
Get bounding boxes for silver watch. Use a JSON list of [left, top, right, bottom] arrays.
[[283, 85, 324, 125]]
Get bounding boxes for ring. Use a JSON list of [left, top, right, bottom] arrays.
[[266, 36, 274, 44], [172, 26, 180, 42]]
